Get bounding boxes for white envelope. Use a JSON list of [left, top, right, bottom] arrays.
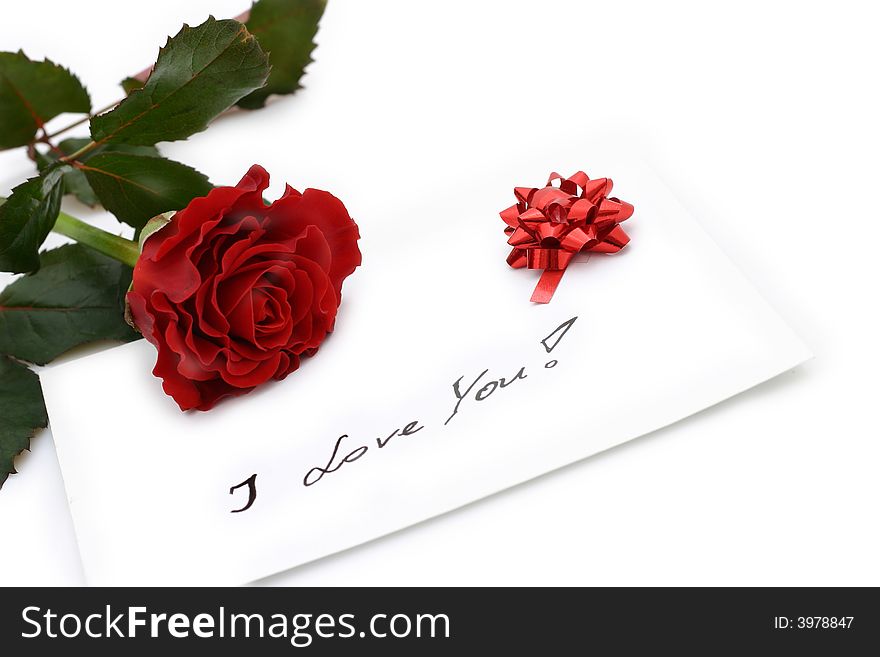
[[40, 148, 811, 585]]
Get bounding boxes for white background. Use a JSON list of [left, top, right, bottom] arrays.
[[0, 0, 877, 586]]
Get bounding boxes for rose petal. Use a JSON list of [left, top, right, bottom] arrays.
[[266, 189, 361, 298]]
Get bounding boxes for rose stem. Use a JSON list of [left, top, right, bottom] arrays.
[[51, 211, 140, 268]]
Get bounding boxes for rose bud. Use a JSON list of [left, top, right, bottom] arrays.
[[126, 165, 361, 411]]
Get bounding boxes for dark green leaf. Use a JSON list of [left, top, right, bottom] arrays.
[[0, 51, 90, 150], [0, 243, 138, 365], [35, 138, 97, 206], [120, 76, 145, 95], [0, 168, 65, 273], [90, 17, 270, 146], [81, 153, 212, 229], [238, 0, 326, 109], [35, 138, 160, 207], [0, 354, 48, 489]]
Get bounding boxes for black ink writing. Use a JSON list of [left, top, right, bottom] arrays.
[[377, 420, 424, 448], [237, 317, 580, 501], [303, 420, 425, 486], [303, 435, 369, 487], [229, 473, 257, 513], [541, 316, 577, 353], [445, 365, 527, 424], [445, 369, 489, 425]]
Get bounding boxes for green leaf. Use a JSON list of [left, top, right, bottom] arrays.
[[238, 0, 326, 109], [120, 76, 145, 95], [138, 211, 174, 251], [0, 354, 48, 489], [35, 138, 160, 207], [90, 17, 270, 146], [81, 153, 212, 229], [0, 168, 65, 273], [35, 138, 98, 206], [0, 243, 138, 365], [0, 51, 90, 150]]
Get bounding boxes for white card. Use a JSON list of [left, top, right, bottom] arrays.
[[41, 150, 811, 585]]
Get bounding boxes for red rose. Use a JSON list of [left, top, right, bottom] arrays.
[[127, 165, 361, 411]]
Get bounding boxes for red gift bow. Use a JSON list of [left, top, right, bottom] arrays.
[[500, 171, 634, 303]]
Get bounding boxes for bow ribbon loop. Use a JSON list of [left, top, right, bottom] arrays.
[[499, 171, 633, 303]]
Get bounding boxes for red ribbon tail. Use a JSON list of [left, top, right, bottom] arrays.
[[530, 269, 565, 304]]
